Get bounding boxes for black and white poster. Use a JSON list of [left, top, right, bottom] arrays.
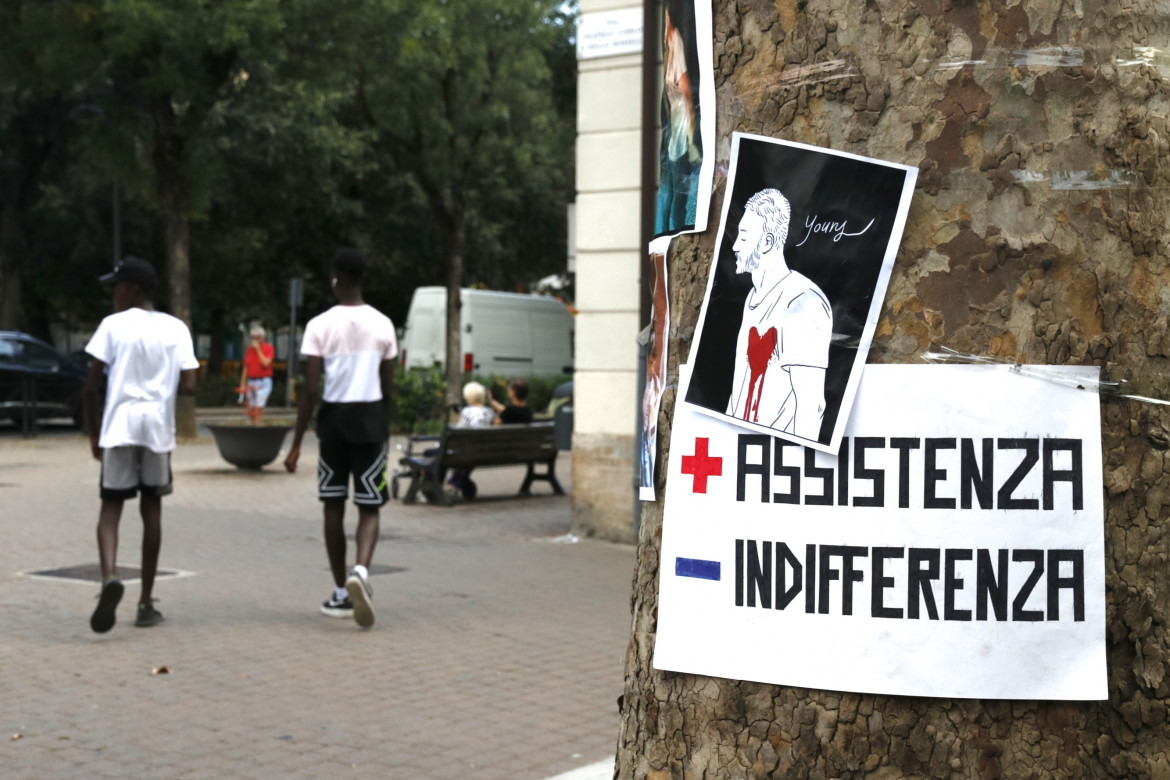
[[653, 0, 715, 238], [657, 365, 1106, 700], [684, 133, 917, 453]]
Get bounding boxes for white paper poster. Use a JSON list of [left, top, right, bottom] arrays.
[[655, 365, 1106, 700]]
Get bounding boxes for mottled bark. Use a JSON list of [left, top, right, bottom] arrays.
[[152, 96, 196, 438], [618, 1, 1170, 777], [152, 96, 191, 328], [445, 215, 467, 414]]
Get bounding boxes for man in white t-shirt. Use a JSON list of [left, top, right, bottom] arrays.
[[83, 256, 199, 633], [726, 189, 832, 440], [285, 249, 397, 628]]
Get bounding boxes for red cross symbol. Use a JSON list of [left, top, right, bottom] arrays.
[[681, 437, 722, 494]]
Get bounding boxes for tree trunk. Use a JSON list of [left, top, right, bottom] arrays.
[[208, 313, 225, 380], [153, 97, 192, 328], [0, 199, 22, 330], [153, 95, 197, 438], [618, 1, 1170, 777], [444, 215, 467, 416], [162, 203, 191, 328]]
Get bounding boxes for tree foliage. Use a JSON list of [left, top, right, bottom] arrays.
[[351, 0, 574, 403], [0, 0, 576, 392]]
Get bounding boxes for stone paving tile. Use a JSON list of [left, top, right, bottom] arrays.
[[0, 429, 632, 779]]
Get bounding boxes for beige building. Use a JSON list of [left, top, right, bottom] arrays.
[[570, 0, 648, 543]]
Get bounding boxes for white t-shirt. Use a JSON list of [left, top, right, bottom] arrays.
[[458, 405, 495, 428], [301, 304, 398, 402], [86, 308, 199, 453], [727, 270, 831, 432]]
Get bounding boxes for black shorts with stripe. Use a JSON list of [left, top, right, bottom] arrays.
[[317, 438, 390, 507]]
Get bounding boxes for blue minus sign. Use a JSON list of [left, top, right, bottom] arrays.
[[675, 557, 721, 581]]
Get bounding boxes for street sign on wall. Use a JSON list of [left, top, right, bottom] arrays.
[[577, 8, 643, 60]]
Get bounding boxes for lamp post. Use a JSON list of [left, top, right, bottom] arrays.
[[287, 276, 303, 406]]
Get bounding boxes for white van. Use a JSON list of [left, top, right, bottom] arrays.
[[401, 287, 574, 376]]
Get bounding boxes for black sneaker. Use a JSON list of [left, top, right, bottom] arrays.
[[90, 578, 124, 634], [345, 568, 375, 628], [320, 594, 354, 618], [134, 602, 164, 628]]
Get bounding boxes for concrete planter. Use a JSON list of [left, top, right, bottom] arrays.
[[206, 423, 293, 470]]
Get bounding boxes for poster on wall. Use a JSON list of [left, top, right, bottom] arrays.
[[654, 0, 716, 238], [683, 133, 918, 454], [655, 364, 1107, 700], [639, 237, 672, 502]]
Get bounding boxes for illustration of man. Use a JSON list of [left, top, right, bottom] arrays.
[[726, 189, 832, 440], [285, 249, 397, 628]]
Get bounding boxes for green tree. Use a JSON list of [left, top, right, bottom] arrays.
[[620, 1, 1170, 777], [186, 28, 373, 376], [0, 2, 101, 331], [91, 0, 297, 328], [352, 0, 574, 408]]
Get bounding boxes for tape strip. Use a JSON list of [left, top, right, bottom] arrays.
[[921, 345, 1170, 407]]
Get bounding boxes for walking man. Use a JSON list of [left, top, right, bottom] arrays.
[[285, 249, 397, 628], [84, 256, 199, 633]]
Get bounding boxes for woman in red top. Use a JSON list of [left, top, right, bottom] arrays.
[[238, 324, 275, 423]]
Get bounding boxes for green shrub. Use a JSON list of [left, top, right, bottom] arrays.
[[391, 366, 448, 433], [476, 373, 572, 416], [387, 369, 572, 432], [272, 366, 572, 433], [195, 375, 240, 407]]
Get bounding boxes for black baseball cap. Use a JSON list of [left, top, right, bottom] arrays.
[[100, 256, 157, 291]]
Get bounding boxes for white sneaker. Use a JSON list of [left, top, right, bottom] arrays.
[[345, 568, 375, 628]]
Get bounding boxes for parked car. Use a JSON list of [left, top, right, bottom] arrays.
[[0, 331, 88, 427]]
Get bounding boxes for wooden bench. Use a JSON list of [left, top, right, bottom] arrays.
[[396, 422, 564, 505]]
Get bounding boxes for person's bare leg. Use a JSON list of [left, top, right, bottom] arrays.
[[323, 499, 347, 588], [354, 506, 380, 569], [97, 499, 123, 580], [139, 494, 162, 605], [92, 499, 125, 633], [346, 505, 379, 628]]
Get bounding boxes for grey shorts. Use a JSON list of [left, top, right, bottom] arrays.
[[100, 446, 173, 501]]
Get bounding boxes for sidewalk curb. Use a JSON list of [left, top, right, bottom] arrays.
[[544, 759, 614, 780]]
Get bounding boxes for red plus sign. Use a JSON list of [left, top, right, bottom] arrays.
[[681, 437, 722, 494]]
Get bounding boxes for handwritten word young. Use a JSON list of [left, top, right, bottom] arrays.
[[794, 215, 874, 247]]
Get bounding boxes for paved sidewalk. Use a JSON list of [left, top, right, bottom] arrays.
[[0, 429, 633, 779]]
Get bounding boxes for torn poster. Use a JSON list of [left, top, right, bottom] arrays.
[[640, 237, 672, 501], [654, 0, 715, 238], [655, 364, 1106, 700], [683, 133, 917, 453]]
